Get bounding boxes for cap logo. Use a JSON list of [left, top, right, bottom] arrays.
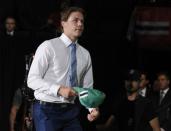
[[79, 90, 88, 98]]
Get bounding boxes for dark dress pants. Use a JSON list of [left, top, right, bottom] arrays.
[[33, 101, 82, 131]]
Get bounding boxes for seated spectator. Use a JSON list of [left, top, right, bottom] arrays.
[[98, 70, 161, 131], [119, 69, 161, 131]]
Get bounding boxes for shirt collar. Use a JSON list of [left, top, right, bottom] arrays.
[[7, 30, 14, 36], [161, 88, 169, 95], [59, 33, 78, 47], [140, 87, 146, 97]]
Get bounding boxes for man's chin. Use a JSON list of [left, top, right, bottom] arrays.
[[75, 33, 82, 38]]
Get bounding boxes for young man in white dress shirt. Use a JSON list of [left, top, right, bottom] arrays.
[[27, 6, 99, 131]]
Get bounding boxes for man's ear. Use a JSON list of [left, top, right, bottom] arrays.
[[61, 21, 65, 28]]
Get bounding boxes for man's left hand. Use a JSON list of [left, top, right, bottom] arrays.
[[87, 108, 100, 122]]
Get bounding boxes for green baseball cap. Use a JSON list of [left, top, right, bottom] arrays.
[[73, 87, 106, 108]]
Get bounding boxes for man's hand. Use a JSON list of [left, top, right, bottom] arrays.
[[25, 117, 32, 129], [58, 85, 77, 98], [160, 128, 165, 131], [87, 108, 100, 122]]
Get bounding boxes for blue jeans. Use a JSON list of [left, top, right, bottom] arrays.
[[33, 101, 82, 131]]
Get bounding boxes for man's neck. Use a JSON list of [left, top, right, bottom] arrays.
[[64, 33, 78, 42]]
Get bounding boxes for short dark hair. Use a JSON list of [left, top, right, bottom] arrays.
[[157, 71, 170, 80], [59, 6, 85, 32], [60, 6, 85, 22], [5, 16, 16, 23], [140, 70, 150, 80], [127, 69, 140, 81]]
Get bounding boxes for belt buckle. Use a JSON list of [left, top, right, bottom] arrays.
[[39, 100, 46, 105], [61, 104, 67, 108]]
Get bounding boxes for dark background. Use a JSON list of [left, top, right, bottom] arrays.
[[1, 0, 171, 130]]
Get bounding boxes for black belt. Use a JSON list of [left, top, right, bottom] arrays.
[[35, 100, 74, 108]]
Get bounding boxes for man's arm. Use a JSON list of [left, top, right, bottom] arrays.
[[27, 41, 61, 97], [82, 53, 93, 88], [149, 117, 161, 131], [9, 88, 23, 131], [27, 41, 76, 98], [161, 105, 171, 131], [9, 105, 20, 131], [81, 53, 100, 121]]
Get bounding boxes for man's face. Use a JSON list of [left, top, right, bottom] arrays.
[[139, 74, 149, 89], [125, 80, 139, 96], [158, 75, 169, 90], [5, 18, 16, 32], [131, 80, 139, 89], [61, 11, 84, 41], [127, 81, 139, 101]]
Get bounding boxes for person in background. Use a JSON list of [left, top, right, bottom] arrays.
[[0, 16, 25, 131], [117, 69, 161, 131], [125, 70, 160, 131], [153, 72, 171, 131], [9, 53, 35, 131], [139, 71, 153, 98], [4, 16, 17, 36], [9, 88, 23, 131], [40, 12, 61, 38], [9, 87, 33, 131]]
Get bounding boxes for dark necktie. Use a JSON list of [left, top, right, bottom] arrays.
[[159, 90, 164, 105]]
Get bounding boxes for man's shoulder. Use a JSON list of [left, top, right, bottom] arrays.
[[40, 37, 63, 48], [77, 44, 90, 55], [138, 95, 152, 104], [167, 88, 171, 95], [46, 37, 61, 44]]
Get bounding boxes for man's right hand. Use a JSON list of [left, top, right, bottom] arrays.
[[58, 85, 77, 98]]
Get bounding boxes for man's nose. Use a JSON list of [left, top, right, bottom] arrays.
[[77, 20, 83, 26]]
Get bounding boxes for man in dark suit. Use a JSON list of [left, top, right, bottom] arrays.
[[3, 16, 16, 36], [0, 16, 30, 131], [139, 71, 152, 98], [154, 72, 171, 131], [127, 70, 161, 131]]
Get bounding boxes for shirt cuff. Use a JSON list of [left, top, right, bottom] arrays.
[[88, 107, 99, 113], [50, 84, 60, 97]]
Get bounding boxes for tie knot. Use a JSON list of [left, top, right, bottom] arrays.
[[159, 90, 165, 104], [69, 43, 76, 55], [160, 90, 164, 96], [139, 91, 144, 95], [70, 43, 76, 49]]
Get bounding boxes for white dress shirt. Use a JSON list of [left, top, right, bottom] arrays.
[[7, 30, 14, 36], [160, 88, 169, 99], [27, 33, 93, 103], [139, 87, 147, 97]]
